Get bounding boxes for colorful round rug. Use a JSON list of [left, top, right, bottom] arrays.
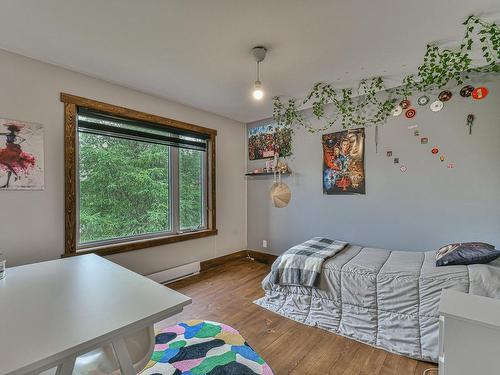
[[140, 320, 274, 375]]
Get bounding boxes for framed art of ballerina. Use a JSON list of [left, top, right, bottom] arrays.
[[0, 118, 44, 190]]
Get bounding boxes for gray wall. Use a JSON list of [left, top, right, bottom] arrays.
[[0, 49, 247, 274], [247, 78, 500, 255]]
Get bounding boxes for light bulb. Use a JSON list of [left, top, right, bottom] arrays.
[[253, 80, 264, 100], [253, 89, 264, 100]]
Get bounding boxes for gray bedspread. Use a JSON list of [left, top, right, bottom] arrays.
[[255, 245, 500, 362]]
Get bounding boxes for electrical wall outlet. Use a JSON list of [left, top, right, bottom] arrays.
[[262, 240, 268, 248]]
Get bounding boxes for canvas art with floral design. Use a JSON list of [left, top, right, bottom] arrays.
[[322, 128, 365, 195], [0, 118, 44, 190], [248, 123, 292, 160]]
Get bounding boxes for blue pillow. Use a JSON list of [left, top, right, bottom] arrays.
[[436, 242, 500, 266]]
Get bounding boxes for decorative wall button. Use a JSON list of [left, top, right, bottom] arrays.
[[438, 90, 453, 102], [430, 100, 444, 112], [460, 85, 474, 97], [417, 95, 430, 106], [392, 105, 403, 116], [400, 99, 411, 109], [472, 87, 488, 100], [405, 108, 416, 119]]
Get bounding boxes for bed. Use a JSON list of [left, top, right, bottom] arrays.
[[255, 244, 500, 362]]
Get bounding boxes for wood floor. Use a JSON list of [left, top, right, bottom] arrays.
[[160, 258, 438, 375]]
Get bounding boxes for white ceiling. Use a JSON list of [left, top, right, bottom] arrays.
[[0, 1, 498, 123]]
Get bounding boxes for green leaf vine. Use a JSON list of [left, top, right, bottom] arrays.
[[273, 15, 499, 133]]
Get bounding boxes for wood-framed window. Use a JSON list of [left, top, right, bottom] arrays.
[[61, 93, 217, 257]]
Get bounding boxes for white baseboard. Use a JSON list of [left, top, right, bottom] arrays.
[[146, 262, 200, 284]]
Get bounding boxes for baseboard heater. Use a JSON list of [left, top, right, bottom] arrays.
[[146, 261, 200, 285]]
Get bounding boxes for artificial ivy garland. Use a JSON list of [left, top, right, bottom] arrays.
[[273, 15, 499, 133]]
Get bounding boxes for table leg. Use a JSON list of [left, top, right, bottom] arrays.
[[112, 337, 136, 375], [55, 356, 76, 375]]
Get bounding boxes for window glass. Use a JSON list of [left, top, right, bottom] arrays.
[[179, 148, 204, 231], [78, 133, 170, 245]]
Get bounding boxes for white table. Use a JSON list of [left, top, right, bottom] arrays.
[[0, 254, 191, 375]]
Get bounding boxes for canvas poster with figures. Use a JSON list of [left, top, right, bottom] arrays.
[[322, 128, 365, 195], [248, 123, 292, 160], [0, 119, 44, 190]]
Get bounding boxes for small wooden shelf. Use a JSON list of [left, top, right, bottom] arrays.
[[245, 171, 292, 176]]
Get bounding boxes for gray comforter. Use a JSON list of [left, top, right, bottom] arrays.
[[255, 245, 500, 362]]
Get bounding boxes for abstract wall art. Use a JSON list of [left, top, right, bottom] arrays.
[[0, 118, 44, 190]]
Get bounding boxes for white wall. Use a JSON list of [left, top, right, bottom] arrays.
[[247, 77, 500, 255], [0, 49, 247, 275]]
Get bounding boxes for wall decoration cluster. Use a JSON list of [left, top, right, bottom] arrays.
[[383, 85, 488, 172], [322, 128, 365, 195], [273, 15, 499, 132], [0, 119, 44, 190], [248, 123, 292, 160]]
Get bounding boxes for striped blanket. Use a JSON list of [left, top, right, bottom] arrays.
[[269, 237, 348, 287]]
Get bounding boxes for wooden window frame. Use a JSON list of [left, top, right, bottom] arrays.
[[61, 93, 217, 257]]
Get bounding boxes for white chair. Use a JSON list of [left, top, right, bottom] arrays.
[[40, 326, 155, 375]]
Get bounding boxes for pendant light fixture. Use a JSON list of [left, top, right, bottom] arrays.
[[251, 46, 267, 100]]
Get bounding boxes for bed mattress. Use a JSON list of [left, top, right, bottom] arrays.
[[255, 245, 500, 362]]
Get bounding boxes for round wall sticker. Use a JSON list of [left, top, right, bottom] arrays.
[[460, 85, 474, 97], [438, 90, 453, 102], [430, 100, 444, 112], [472, 87, 488, 100], [405, 108, 416, 119], [432, 146, 439, 154], [392, 105, 403, 116], [417, 95, 429, 106], [400, 99, 411, 109]]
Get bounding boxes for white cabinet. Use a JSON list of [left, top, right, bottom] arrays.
[[439, 290, 500, 375]]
